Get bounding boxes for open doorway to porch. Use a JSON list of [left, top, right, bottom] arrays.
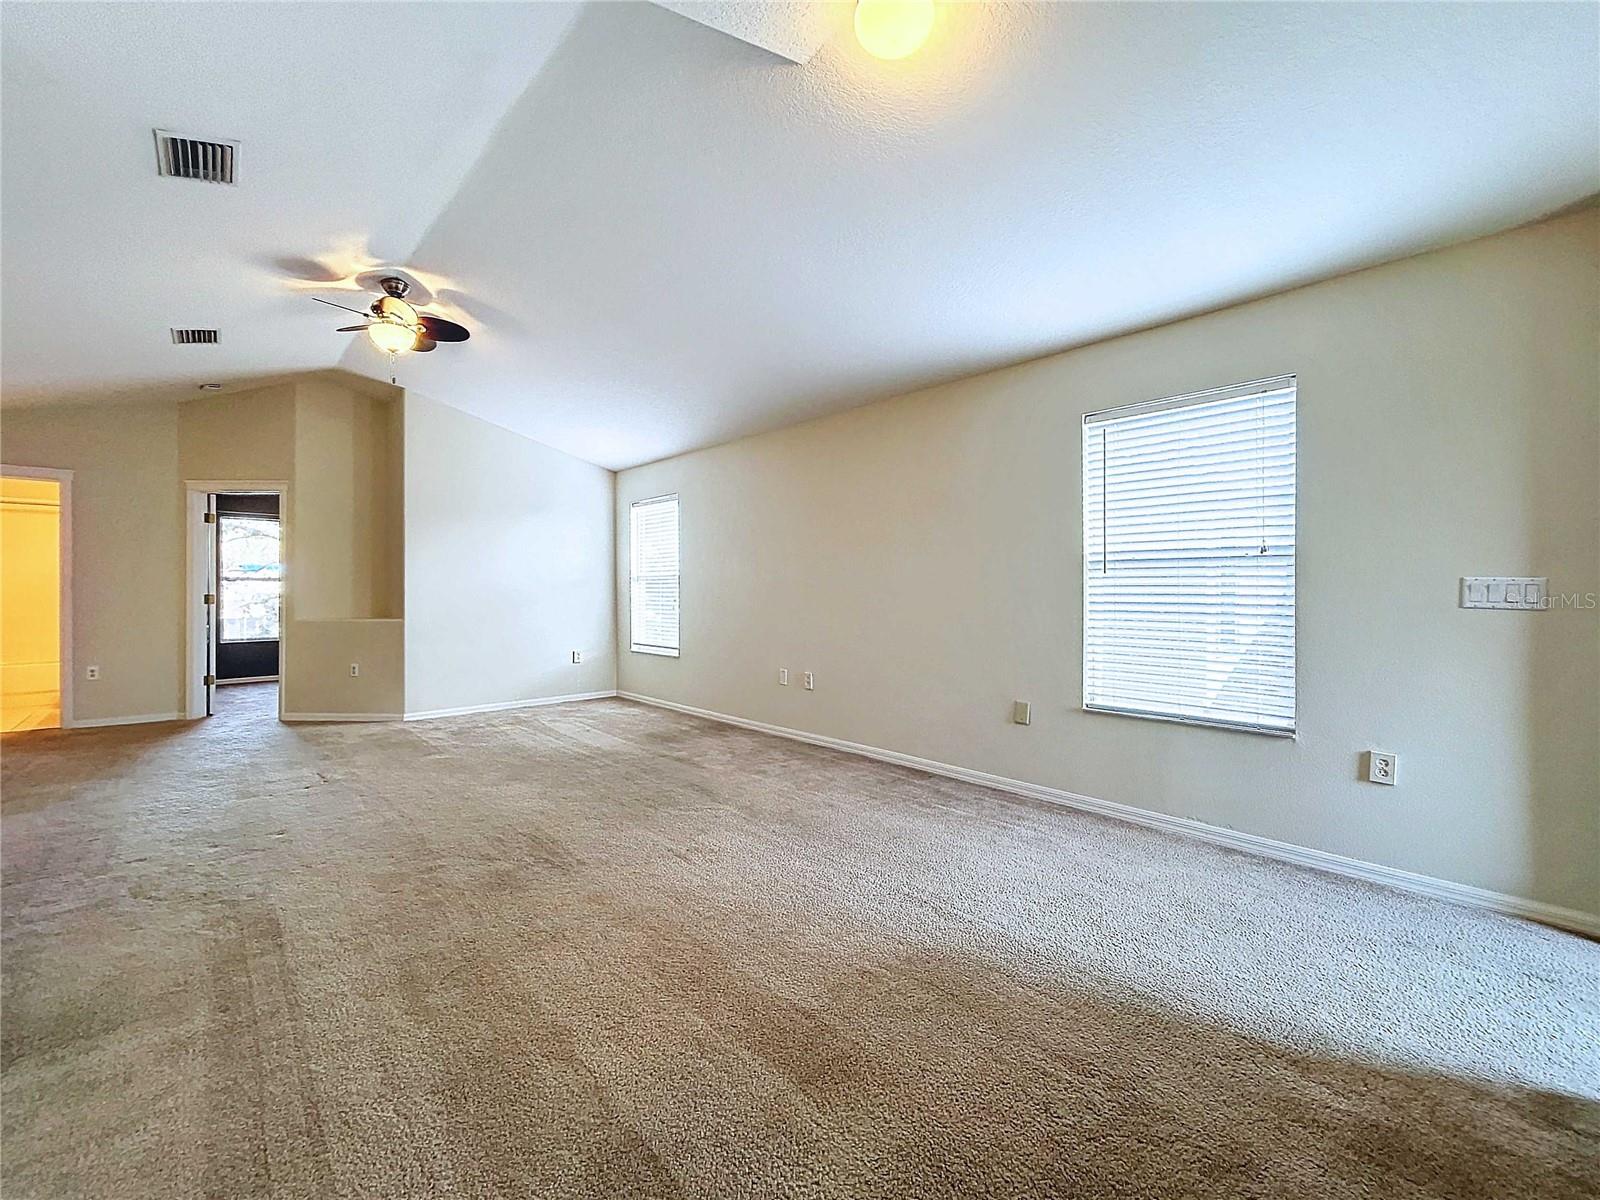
[[185, 482, 287, 723]]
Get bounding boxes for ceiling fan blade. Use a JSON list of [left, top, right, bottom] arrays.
[[414, 337, 438, 353], [312, 296, 372, 317], [418, 314, 469, 343], [335, 324, 370, 333]]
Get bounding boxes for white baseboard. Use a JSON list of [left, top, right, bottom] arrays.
[[281, 712, 403, 723], [67, 712, 185, 729], [618, 692, 1600, 939], [403, 690, 618, 722]]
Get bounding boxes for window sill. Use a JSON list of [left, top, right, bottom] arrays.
[[630, 645, 679, 658], [1082, 703, 1295, 739]]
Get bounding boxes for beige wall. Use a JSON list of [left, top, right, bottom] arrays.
[[177, 384, 295, 483], [280, 619, 403, 717], [404, 394, 615, 716], [0, 374, 406, 723], [292, 380, 403, 621], [283, 379, 404, 715], [178, 376, 404, 716], [616, 208, 1600, 918], [2, 400, 184, 722]]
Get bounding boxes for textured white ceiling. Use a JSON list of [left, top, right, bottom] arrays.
[[4, 2, 1597, 469], [0, 1, 580, 400]]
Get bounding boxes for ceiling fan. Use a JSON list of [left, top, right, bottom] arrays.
[[314, 276, 469, 356]]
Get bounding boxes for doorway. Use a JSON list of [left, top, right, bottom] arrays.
[[0, 466, 72, 732], [215, 494, 283, 684], [185, 481, 287, 721]]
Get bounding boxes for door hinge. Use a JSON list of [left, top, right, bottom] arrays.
[[203, 674, 216, 686], [204, 512, 217, 524], [204, 593, 216, 605]]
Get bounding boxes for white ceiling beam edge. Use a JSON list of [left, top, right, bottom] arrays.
[[651, 1, 849, 64]]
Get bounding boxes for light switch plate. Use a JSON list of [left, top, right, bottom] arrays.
[[803, 671, 814, 691], [572, 650, 582, 664], [1460, 577, 1546, 610], [1012, 700, 1031, 726], [778, 668, 789, 686]]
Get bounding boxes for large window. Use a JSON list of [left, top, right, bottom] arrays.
[[1082, 376, 1296, 735], [218, 514, 283, 642], [629, 494, 680, 657]]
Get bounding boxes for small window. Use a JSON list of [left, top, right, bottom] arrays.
[[218, 514, 283, 642], [629, 494, 679, 657], [1082, 376, 1296, 735]]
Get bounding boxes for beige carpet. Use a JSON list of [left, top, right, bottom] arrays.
[[2, 685, 1596, 1199]]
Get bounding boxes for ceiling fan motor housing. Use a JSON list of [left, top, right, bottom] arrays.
[[318, 272, 469, 348]]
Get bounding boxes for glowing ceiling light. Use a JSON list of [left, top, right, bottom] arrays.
[[366, 318, 418, 355], [854, 0, 934, 60]]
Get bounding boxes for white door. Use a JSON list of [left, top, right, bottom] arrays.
[[205, 493, 217, 716], [185, 491, 218, 718]]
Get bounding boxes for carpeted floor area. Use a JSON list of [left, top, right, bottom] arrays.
[[2, 686, 1597, 1199]]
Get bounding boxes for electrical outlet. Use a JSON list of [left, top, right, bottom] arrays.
[[803, 671, 814, 691], [778, 668, 789, 686], [349, 663, 360, 678], [1012, 700, 1031, 726], [1365, 750, 1397, 786], [85, 665, 100, 681], [572, 650, 582, 664]]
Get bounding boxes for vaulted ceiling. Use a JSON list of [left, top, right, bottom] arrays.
[[4, 2, 1596, 469]]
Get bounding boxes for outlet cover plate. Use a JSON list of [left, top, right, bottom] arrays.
[[1365, 750, 1397, 785]]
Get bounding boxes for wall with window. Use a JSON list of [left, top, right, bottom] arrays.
[[615, 207, 1599, 917]]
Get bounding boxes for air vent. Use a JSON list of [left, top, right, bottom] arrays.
[[171, 328, 219, 345], [154, 130, 237, 185]]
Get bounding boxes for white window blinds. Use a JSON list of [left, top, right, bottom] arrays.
[[630, 494, 680, 656], [1082, 377, 1296, 735]]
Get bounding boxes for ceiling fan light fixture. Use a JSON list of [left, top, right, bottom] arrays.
[[375, 295, 419, 325], [367, 317, 420, 355], [854, 0, 934, 60]]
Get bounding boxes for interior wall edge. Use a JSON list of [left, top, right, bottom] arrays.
[[617, 691, 1600, 940], [402, 689, 619, 722], [67, 712, 185, 730]]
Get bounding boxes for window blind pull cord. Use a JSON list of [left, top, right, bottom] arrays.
[[1100, 426, 1109, 574], [1258, 395, 1268, 555]]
